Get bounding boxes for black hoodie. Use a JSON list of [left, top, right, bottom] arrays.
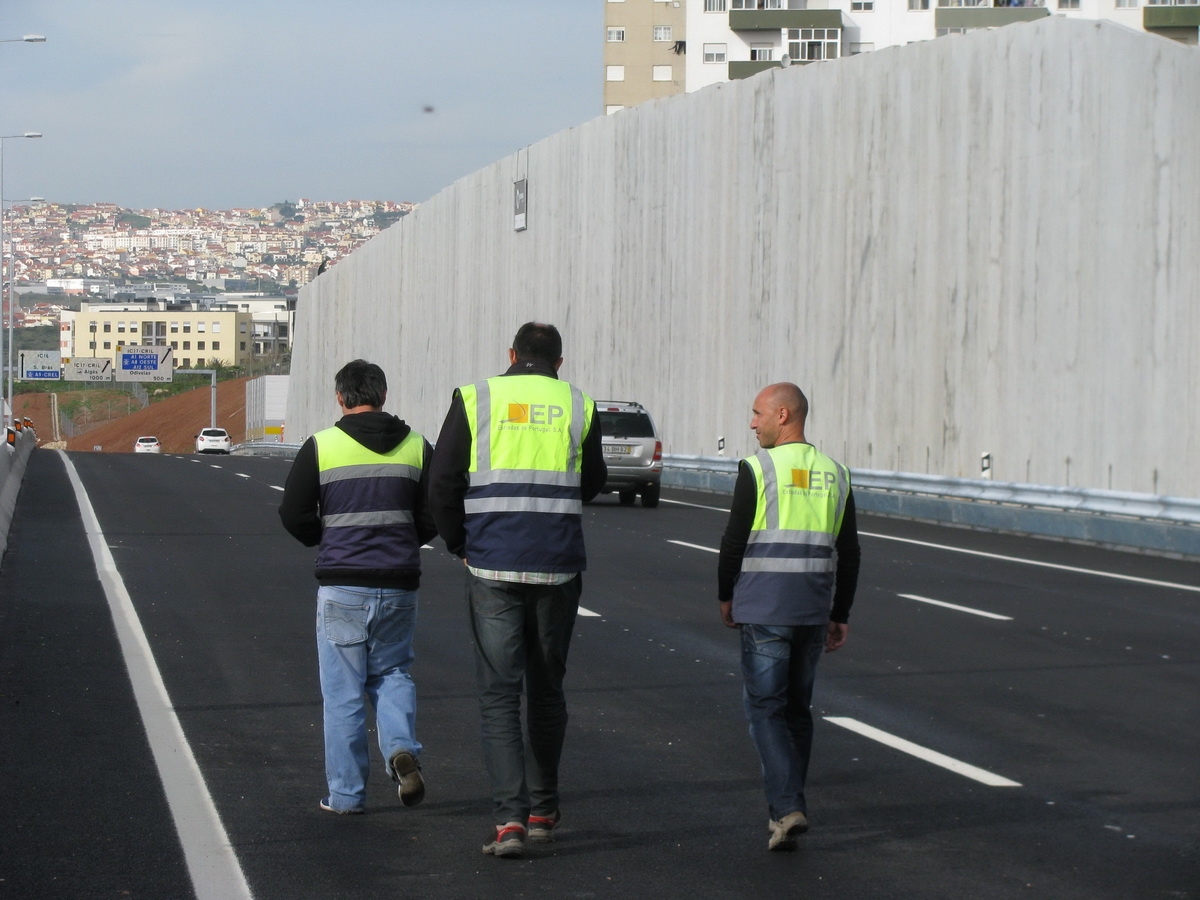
[[278, 410, 438, 588]]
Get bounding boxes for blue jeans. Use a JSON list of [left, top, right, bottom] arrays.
[[316, 585, 421, 811], [466, 573, 581, 825], [740, 622, 826, 820]]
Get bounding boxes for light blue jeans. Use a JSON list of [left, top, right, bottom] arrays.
[[466, 573, 581, 826], [316, 585, 421, 811], [740, 622, 826, 820]]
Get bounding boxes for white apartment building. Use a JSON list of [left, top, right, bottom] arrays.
[[597, 0, 1197, 100]]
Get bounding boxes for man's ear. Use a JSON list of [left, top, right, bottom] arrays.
[[508, 348, 518, 365], [553, 357, 563, 372]]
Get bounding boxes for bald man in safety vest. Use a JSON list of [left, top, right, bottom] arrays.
[[718, 382, 862, 851]]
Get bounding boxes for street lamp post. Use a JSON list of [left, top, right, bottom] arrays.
[[1, 132, 42, 429]]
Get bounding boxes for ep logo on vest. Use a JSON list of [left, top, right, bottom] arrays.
[[503, 402, 566, 432], [789, 468, 837, 492]]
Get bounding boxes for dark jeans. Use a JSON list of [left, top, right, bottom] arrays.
[[740, 622, 826, 820], [466, 572, 581, 825]]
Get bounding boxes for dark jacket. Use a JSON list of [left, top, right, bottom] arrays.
[[279, 410, 437, 588], [428, 359, 607, 560]]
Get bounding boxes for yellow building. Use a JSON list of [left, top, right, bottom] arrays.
[[604, 0, 687, 114], [61, 306, 255, 371]]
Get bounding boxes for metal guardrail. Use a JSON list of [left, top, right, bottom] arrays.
[[662, 454, 1200, 558], [233, 441, 304, 459]]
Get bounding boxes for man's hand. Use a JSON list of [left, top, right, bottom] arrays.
[[719, 600, 737, 628], [825, 621, 848, 652]]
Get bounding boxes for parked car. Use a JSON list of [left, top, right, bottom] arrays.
[[133, 436, 162, 454], [195, 427, 232, 454], [594, 400, 662, 507]]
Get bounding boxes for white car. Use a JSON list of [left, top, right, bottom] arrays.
[[195, 427, 232, 454], [133, 436, 162, 454]]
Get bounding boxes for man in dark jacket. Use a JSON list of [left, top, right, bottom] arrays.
[[279, 359, 437, 815], [429, 322, 606, 858]]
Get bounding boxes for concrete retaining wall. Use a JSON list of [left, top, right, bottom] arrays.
[[287, 19, 1200, 499]]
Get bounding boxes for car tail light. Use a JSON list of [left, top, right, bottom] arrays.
[[653, 440, 662, 461]]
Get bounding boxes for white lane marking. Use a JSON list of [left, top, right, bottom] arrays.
[[862, 531, 1200, 594], [210, 465, 222, 469], [661, 498, 730, 513], [668, 540, 718, 554], [269, 485, 284, 492], [57, 451, 254, 900], [897, 593, 1013, 621], [235, 473, 250, 479], [825, 716, 1022, 788], [578, 606, 601, 617]]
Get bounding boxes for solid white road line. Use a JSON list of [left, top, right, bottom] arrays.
[[897, 593, 1013, 621], [862, 530, 1200, 594], [825, 716, 1022, 787], [668, 540, 718, 554], [58, 451, 254, 900], [269, 485, 284, 491], [578, 606, 601, 617]]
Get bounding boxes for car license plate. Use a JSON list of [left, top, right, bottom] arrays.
[[604, 444, 633, 455]]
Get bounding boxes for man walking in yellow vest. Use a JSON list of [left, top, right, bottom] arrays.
[[429, 322, 606, 859], [718, 382, 862, 851], [279, 360, 436, 815]]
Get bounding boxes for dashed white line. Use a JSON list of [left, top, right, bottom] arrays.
[[897, 593, 1013, 621], [269, 485, 284, 492], [668, 540, 718, 554], [661, 498, 731, 513], [578, 606, 601, 618], [825, 716, 1022, 787], [235, 473, 250, 479]]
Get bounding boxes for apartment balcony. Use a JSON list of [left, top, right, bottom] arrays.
[[729, 9, 844, 31], [934, 4, 1050, 28], [1143, 1, 1200, 39]]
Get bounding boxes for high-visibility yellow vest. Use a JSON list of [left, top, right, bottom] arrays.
[[313, 425, 426, 573], [732, 442, 850, 626], [459, 374, 594, 572]]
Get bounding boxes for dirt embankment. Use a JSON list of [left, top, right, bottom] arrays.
[[14, 377, 250, 454]]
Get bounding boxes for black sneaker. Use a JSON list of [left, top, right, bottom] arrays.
[[527, 811, 560, 843], [483, 822, 527, 858], [389, 750, 425, 807]]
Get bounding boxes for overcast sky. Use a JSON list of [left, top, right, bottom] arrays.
[[0, 1, 602, 211]]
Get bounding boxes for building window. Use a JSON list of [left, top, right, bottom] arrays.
[[788, 28, 840, 60], [240, 322, 248, 333], [909, 0, 931, 8], [751, 44, 773, 60], [607, 65, 626, 81], [212, 322, 221, 333], [198, 341, 206, 351], [183, 358, 191, 367], [705, 0, 727, 9], [703, 43, 727, 63], [103, 341, 111, 350], [212, 341, 220, 351], [183, 323, 191, 333], [653, 65, 673, 81], [239, 342, 246, 351], [117, 322, 125, 333], [606, 105, 625, 115], [653, 25, 673, 41], [197, 322, 206, 333], [607, 27, 626, 42], [852, 0, 874, 9], [171, 341, 178, 349], [183, 341, 191, 350], [732, 0, 783, 7], [1059, 0, 1080, 7], [1115, 0, 1137, 7], [103, 322, 111, 333], [170, 321, 178, 333], [936, 25, 969, 33]]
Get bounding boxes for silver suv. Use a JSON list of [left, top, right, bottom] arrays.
[[595, 400, 662, 508]]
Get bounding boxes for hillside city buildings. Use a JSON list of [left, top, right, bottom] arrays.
[[604, 0, 1198, 112], [1, 197, 413, 367]]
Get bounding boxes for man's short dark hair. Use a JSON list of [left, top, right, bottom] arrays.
[[335, 359, 387, 409], [512, 322, 562, 364]]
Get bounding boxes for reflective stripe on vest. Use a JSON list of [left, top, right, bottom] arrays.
[[314, 426, 425, 572], [459, 375, 594, 572], [733, 443, 850, 626]]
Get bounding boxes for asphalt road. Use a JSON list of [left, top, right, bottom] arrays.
[[1, 449, 1197, 899]]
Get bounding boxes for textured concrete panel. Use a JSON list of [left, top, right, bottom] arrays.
[[288, 19, 1200, 498]]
